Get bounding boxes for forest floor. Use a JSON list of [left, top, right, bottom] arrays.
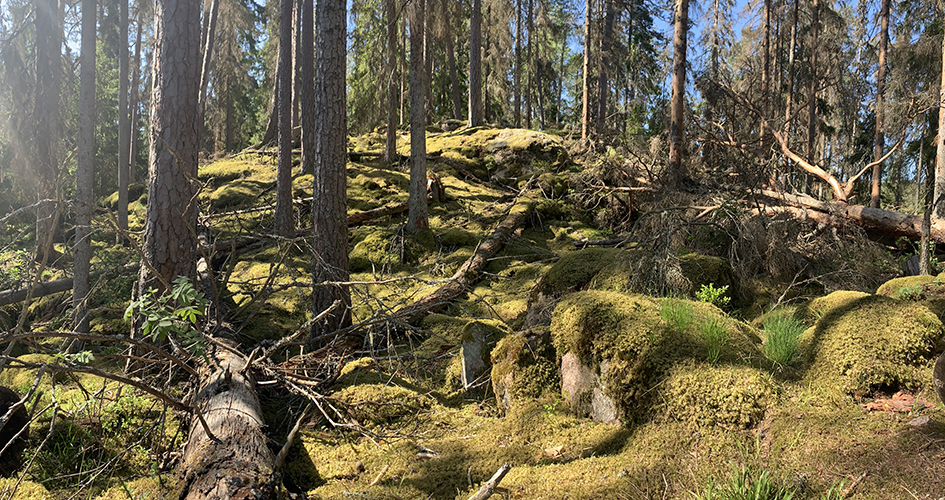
[[2, 127, 945, 499]]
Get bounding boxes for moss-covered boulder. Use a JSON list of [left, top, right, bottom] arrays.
[[802, 293, 944, 396], [333, 358, 434, 428], [491, 328, 559, 414], [460, 320, 509, 391], [550, 291, 764, 423], [876, 275, 936, 298], [663, 361, 774, 429], [801, 290, 870, 323], [422, 128, 569, 182], [678, 252, 739, 305]]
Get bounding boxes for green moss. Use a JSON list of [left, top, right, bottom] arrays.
[[663, 361, 775, 429], [536, 248, 629, 297], [0, 478, 50, 498], [350, 230, 397, 272], [92, 475, 177, 500], [198, 158, 256, 183], [876, 275, 936, 297], [206, 179, 268, 210], [491, 328, 559, 411], [678, 253, 738, 303], [801, 290, 870, 323], [439, 228, 478, 247], [802, 294, 943, 396]]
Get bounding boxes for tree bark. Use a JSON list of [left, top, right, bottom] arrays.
[[667, 0, 690, 184], [312, 0, 352, 335], [407, 0, 429, 235], [274, 0, 295, 237], [804, 0, 819, 194], [117, 0, 129, 237], [75, 0, 96, 337], [524, 0, 532, 128], [871, 0, 890, 208], [385, 0, 398, 163], [300, 0, 314, 173], [127, 15, 143, 185], [33, 0, 62, 263], [141, 0, 201, 291], [580, 0, 591, 141], [178, 343, 278, 499], [597, 0, 616, 137], [514, 0, 522, 128], [936, 14, 945, 217], [443, 0, 462, 120], [198, 0, 220, 144], [468, 0, 483, 127]]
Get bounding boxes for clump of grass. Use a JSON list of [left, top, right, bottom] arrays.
[[661, 298, 694, 332], [691, 466, 795, 500], [700, 316, 727, 364], [762, 310, 805, 366]]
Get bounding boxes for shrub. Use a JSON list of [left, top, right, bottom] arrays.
[[696, 283, 731, 309]]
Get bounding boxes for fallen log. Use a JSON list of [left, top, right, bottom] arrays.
[[756, 190, 945, 244], [0, 263, 139, 308], [178, 339, 277, 500], [396, 194, 535, 325]]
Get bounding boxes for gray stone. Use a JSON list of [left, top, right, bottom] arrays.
[[560, 353, 619, 424]]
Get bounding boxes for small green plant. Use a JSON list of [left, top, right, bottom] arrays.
[[661, 299, 694, 333], [762, 310, 805, 366], [696, 283, 731, 309], [542, 399, 561, 415], [700, 316, 727, 364], [690, 466, 795, 500], [124, 276, 209, 360], [895, 283, 925, 301]]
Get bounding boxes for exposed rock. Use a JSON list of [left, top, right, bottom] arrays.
[[460, 321, 507, 392], [491, 328, 559, 414]]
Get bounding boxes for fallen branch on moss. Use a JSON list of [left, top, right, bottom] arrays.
[[396, 193, 536, 326], [468, 463, 512, 500], [0, 263, 139, 308]]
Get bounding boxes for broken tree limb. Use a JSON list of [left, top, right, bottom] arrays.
[[396, 194, 536, 326], [756, 190, 945, 243], [0, 263, 139, 307], [468, 463, 512, 500], [179, 340, 277, 500]]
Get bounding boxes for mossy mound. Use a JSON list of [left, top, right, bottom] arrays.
[[551, 291, 763, 423], [491, 328, 559, 412], [333, 359, 434, 428], [439, 228, 478, 247], [0, 477, 50, 499], [662, 361, 775, 429], [677, 252, 739, 304], [350, 230, 398, 272], [802, 294, 943, 396], [534, 247, 631, 297], [92, 476, 177, 500], [422, 128, 569, 181], [206, 179, 268, 210], [801, 290, 870, 323], [876, 275, 937, 298]]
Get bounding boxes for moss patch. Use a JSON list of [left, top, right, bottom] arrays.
[[876, 275, 937, 297], [663, 361, 775, 429]]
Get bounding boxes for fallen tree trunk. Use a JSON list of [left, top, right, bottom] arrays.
[[0, 263, 138, 307], [397, 194, 535, 325], [757, 190, 945, 243], [178, 340, 277, 500]]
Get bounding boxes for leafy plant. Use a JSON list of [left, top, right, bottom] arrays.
[[696, 283, 731, 309], [762, 310, 805, 366], [690, 466, 796, 500], [700, 316, 727, 364], [661, 299, 694, 333], [895, 283, 925, 301], [124, 276, 209, 360]]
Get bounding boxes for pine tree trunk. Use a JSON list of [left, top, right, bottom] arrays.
[[580, 0, 591, 141], [935, 21, 945, 217], [871, 0, 890, 208], [385, 0, 398, 162], [198, 0, 219, 143], [33, 0, 62, 263], [805, 0, 819, 194], [128, 16, 142, 185], [443, 0, 462, 120], [468, 0, 483, 126], [514, 0, 522, 128], [117, 0, 129, 236], [524, 0, 532, 128], [667, 0, 690, 183], [75, 0, 96, 337], [300, 0, 314, 171], [312, 0, 352, 334], [596, 0, 615, 137], [407, 0, 429, 234], [141, 0, 201, 291], [274, 0, 295, 237]]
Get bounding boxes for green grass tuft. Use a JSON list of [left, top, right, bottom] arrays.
[[762, 310, 805, 366]]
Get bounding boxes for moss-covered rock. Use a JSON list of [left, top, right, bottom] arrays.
[[801, 290, 870, 323], [207, 179, 267, 210], [802, 294, 944, 396], [550, 291, 764, 423], [663, 361, 775, 429], [534, 248, 630, 297], [678, 253, 739, 305], [350, 230, 397, 272], [491, 328, 559, 413], [876, 275, 936, 298], [440, 228, 478, 247]]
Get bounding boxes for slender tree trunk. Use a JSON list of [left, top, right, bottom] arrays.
[[514, 0, 522, 127], [580, 0, 592, 141], [784, 0, 798, 137], [536, 8, 546, 130], [292, 0, 301, 129], [385, 0, 398, 162], [667, 0, 690, 184], [313, 0, 351, 334], [75, 0, 95, 337], [33, 0, 62, 263], [300, 0, 314, 172], [198, 0, 219, 145], [468, 0, 483, 126], [274, 0, 295, 237], [524, 0, 532, 128], [423, 6, 432, 121], [117, 0, 129, 238], [400, 22, 406, 126], [407, 0, 429, 234], [128, 16, 142, 185], [871, 0, 890, 208], [483, 5, 491, 123], [443, 0, 462, 120], [935, 19, 945, 217], [597, 0, 615, 137], [805, 0, 819, 195], [140, 0, 201, 291]]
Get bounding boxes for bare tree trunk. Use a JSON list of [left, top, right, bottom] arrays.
[[483, 5, 491, 123], [198, 0, 219, 144], [292, 0, 301, 129], [936, 14, 945, 217], [871, 0, 890, 208], [783, 0, 798, 138], [805, 0, 819, 194], [443, 0, 462, 120], [128, 15, 142, 185], [580, 0, 591, 141], [274, 0, 295, 237], [524, 0, 532, 128], [667, 0, 690, 184], [536, 5, 546, 130], [407, 0, 429, 234], [385, 0, 398, 162], [468, 0, 483, 126], [141, 0, 201, 291], [312, 0, 352, 334], [33, 0, 62, 263], [117, 0, 129, 237], [300, 0, 314, 172], [514, 0, 522, 127], [596, 0, 615, 137], [75, 0, 96, 338]]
